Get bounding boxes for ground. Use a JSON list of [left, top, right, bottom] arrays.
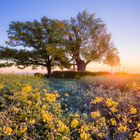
[[0, 74, 140, 139]]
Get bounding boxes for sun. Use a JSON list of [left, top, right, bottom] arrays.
[[119, 67, 124, 71]]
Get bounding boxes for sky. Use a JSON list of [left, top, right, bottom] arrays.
[[0, 0, 140, 73]]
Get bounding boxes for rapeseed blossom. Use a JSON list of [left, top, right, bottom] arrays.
[[91, 97, 102, 104], [71, 118, 79, 128], [91, 111, 100, 119], [79, 124, 90, 133], [22, 85, 32, 93], [0, 75, 139, 139], [118, 124, 127, 132], [42, 111, 53, 122], [106, 98, 118, 107], [18, 126, 28, 136], [0, 84, 4, 90], [80, 132, 91, 140], [100, 117, 106, 126], [4, 127, 13, 135], [133, 132, 140, 140], [57, 120, 69, 133], [117, 114, 121, 119], [29, 119, 36, 125], [110, 118, 117, 126], [110, 107, 118, 113], [98, 132, 105, 139], [45, 93, 59, 103], [130, 107, 137, 114]]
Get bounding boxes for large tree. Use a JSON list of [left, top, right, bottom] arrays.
[[0, 17, 69, 77], [66, 11, 119, 71]]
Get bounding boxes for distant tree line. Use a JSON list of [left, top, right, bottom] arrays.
[[0, 11, 120, 77]]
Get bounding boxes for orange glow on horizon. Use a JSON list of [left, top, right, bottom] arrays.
[[0, 62, 140, 74]]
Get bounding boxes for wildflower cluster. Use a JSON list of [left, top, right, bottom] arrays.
[[0, 74, 140, 139]]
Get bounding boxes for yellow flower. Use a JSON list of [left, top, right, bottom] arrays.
[[91, 111, 100, 119], [118, 124, 127, 133], [75, 113, 80, 118], [138, 123, 140, 131], [110, 107, 118, 113], [45, 93, 59, 103], [71, 118, 79, 128], [110, 118, 117, 126], [54, 103, 61, 113], [29, 119, 36, 125], [90, 125, 98, 134], [42, 105, 47, 110], [91, 97, 102, 104], [4, 127, 13, 135], [22, 85, 32, 93], [20, 126, 27, 135], [98, 132, 104, 139], [57, 121, 69, 133], [117, 114, 121, 119], [100, 117, 106, 126], [80, 132, 91, 140], [106, 98, 118, 107], [122, 116, 127, 123], [128, 119, 132, 123], [0, 84, 4, 90], [133, 132, 140, 139], [79, 124, 90, 133], [130, 107, 137, 115], [26, 100, 32, 105], [11, 107, 19, 113], [42, 111, 53, 123]]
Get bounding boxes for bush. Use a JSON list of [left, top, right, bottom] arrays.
[[51, 71, 110, 78]]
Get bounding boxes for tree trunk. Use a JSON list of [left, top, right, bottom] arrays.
[[75, 58, 86, 71], [47, 62, 51, 78], [73, 63, 76, 71]]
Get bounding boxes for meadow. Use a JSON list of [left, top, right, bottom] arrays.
[[0, 74, 140, 140]]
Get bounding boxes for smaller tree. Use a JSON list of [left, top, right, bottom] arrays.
[[103, 46, 120, 73], [65, 11, 117, 71]]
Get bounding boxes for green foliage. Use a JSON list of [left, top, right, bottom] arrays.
[[0, 11, 120, 75], [0, 17, 70, 77], [103, 46, 120, 67], [65, 11, 120, 71]]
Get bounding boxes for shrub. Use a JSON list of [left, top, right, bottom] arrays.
[[51, 71, 110, 79]]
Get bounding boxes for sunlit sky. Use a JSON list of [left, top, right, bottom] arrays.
[[0, 0, 140, 73]]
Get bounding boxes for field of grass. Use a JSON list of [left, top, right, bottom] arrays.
[[0, 74, 140, 139]]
